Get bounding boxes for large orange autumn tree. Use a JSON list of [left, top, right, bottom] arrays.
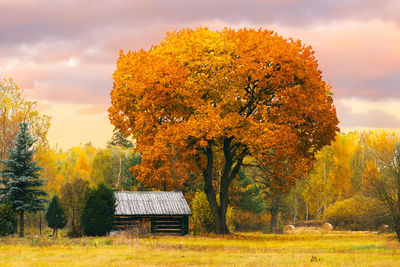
[[109, 28, 339, 234]]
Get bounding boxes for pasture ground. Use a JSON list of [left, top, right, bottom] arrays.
[[1, 230, 400, 266]]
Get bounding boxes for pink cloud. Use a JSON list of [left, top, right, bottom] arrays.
[[0, 0, 399, 140]]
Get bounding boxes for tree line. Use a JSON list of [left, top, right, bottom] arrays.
[[0, 122, 117, 237], [0, 80, 131, 237]]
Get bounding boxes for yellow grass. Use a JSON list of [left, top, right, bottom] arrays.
[[1, 231, 400, 266]]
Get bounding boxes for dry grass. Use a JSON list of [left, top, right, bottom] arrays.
[[1, 231, 400, 266]]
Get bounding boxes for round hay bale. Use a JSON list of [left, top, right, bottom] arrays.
[[322, 223, 333, 231], [284, 224, 295, 231], [379, 224, 389, 232]]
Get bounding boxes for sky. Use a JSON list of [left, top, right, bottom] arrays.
[[0, 0, 399, 149]]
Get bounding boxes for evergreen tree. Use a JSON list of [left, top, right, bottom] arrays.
[[45, 195, 67, 236], [106, 129, 134, 190], [81, 183, 116, 236], [236, 169, 265, 214], [107, 128, 133, 148], [122, 152, 143, 190], [0, 199, 17, 236], [0, 122, 48, 237]]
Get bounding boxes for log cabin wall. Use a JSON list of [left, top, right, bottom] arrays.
[[113, 192, 191, 235]]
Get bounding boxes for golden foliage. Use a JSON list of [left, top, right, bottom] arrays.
[[0, 79, 51, 160], [109, 27, 339, 191]]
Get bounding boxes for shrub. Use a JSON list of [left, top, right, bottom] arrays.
[[0, 199, 17, 236], [125, 221, 151, 238], [231, 209, 269, 232], [81, 183, 116, 236], [60, 178, 89, 237], [324, 195, 391, 230], [190, 191, 234, 234], [45, 195, 67, 236], [191, 191, 215, 233]]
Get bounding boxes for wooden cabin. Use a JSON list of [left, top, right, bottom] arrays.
[[113, 191, 191, 235]]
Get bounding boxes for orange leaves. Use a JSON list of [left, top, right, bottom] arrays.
[[109, 27, 339, 190]]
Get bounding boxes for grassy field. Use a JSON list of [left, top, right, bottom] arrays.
[[1, 230, 400, 266]]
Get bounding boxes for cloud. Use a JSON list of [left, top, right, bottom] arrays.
[[0, 1, 399, 106], [0, 48, 113, 105], [340, 108, 400, 129], [0, 0, 399, 46], [337, 98, 400, 129], [265, 20, 400, 100], [1, 1, 399, 147]]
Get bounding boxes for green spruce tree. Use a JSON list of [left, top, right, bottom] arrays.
[[81, 183, 116, 236], [45, 195, 67, 236], [0, 122, 48, 237], [0, 199, 17, 236], [107, 128, 133, 149]]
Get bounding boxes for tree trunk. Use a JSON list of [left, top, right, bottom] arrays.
[[396, 229, 400, 243], [396, 188, 400, 242], [270, 208, 278, 234], [202, 139, 246, 234], [293, 195, 297, 223], [203, 147, 229, 234], [305, 204, 309, 221], [19, 210, 24, 238], [117, 153, 122, 190], [394, 205, 400, 242]]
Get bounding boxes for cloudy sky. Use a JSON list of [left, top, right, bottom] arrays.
[[0, 0, 399, 148]]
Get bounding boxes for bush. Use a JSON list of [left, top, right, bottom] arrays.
[[45, 195, 67, 236], [0, 199, 17, 236], [324, 195, 391, 230], [81, 183, 116, 236], [60, 178, 89, 237], [191, 191, 215, 233], [190, 191, 234, 234], [231, 210, 269, 232], [125, 221, 151, 238]]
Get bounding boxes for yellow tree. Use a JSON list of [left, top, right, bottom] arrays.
[[361, 130, 400, 241], [303, 145, 334, 219], [35, 147, 66, 195], [303, 133, 358, 219], [109, 28, 339, 233], [330, 134, 358, 198], [0, 79, 51, 160]]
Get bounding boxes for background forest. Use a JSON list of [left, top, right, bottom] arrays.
[[1, 78, 396, 236]]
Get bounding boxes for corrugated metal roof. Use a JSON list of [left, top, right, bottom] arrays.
[[114, 191, 192, 216]]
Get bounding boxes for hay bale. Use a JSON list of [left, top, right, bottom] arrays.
[[379, 224, 389, 230], [284, 224, 295, 231], [322, 223, 333, 231], [378, 224, 389, 233]]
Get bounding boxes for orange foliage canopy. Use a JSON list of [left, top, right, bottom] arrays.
[[109, 28, 339, 233]]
